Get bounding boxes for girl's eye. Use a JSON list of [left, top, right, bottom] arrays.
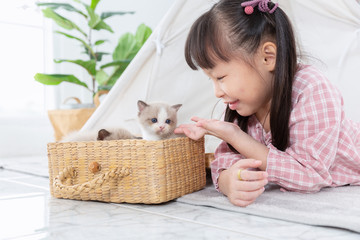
[[165, 119, 171, 124], [151, 118, 158, 123], [217, 76, 225, 81]]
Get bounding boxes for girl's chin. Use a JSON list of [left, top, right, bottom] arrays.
[[235, 108, 252, 117], [227, 102, 253, 116]]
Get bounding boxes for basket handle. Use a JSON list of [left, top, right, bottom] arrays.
[[93, 90, 109, 107], [53, 166, 131, 196], [63, 97, 81, 104]]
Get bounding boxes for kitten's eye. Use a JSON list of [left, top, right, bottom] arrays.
[[151, 118, 158, 123], [165, 119, 171, 124]]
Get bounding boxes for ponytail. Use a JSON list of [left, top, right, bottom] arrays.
[[269, 8, 297, 150]]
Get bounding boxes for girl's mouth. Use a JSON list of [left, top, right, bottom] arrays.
[[227, 100, 239, 110]]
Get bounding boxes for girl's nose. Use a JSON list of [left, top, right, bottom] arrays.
[[213, 82, 224, 99]]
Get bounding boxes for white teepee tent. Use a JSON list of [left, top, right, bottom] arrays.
[[83, 0, 360, 153], [278, 0, 360, 121]]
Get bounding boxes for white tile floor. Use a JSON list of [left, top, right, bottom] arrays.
[[1, 156, 359, 240]]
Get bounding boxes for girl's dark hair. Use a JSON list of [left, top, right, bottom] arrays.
[[185, 0, 297, 151]]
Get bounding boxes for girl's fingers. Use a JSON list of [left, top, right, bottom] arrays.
[[238, 169, 268, 181], [173, 127, 184, 134], [231, 199, 255, 208], [174, 124, 197, 134], [231, 187, 266, 206], [182, 128, 193, 138], [183, 128, 203, 140], [236, 179, 268, 191], [234, 159, 263, 169], [191, 116, 209, 124], [226, 159, 268, 207], [190, 116, 201, 122]]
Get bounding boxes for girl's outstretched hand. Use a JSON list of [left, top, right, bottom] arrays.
[[174, 116, 240, 142], [219, 159, 268, 207], [174, 123, 207, 140]]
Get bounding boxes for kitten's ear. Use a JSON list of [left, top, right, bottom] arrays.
[[137, 100, 148, 112], [97, 129, 111, 140], [171, 104, 182, 112]]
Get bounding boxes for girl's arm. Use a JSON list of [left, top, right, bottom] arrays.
[[175, 121, 269, 207], [175, 117, 269, 170]]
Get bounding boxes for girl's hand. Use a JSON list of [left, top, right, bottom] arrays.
[[218, 159, 268, 207], [191, 116, 240, 141], [174, 123, 207, 140], [174, 116, 240, 142]]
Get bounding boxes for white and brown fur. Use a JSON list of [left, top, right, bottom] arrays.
[[137, 100, 182, 140], [61, 100, 182, 142], [61, 128, 139, 142]]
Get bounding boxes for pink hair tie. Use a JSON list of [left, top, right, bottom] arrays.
[[241, 0, 278, 15]]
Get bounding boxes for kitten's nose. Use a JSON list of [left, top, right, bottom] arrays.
[[159, 125, 165, 131]]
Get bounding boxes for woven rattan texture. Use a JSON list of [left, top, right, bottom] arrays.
[[47, 137, 206, 204]]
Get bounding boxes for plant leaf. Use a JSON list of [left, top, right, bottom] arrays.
[[34, 73, 89, 89], [36, 3, 87, 18], [100, 60, 131, 69], [90, 0, 101, 10], [85, 5, 113, 32], [93, 20, 113, 32], [112, 33, 139, 60], [104, 62, 129, 86], [42, 8, 87, 36], [100, 11, 135, 20], [54, 59, 96, 76], [95, 69, 109, 86], [94, 40, 107, 46], [55, 31, 95, 59], [94, 52, 110, 61], [135, 23, 152, 46]]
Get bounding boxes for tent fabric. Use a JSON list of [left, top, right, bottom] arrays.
[[83, 0, 360, 153], [83, 0, 223, 152], [278, 0, 360, 121]]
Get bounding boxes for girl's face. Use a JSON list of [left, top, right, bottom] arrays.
[[203, 55, 274, 120]]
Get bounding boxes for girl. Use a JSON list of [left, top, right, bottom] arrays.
[[174, 0, 360, 207]]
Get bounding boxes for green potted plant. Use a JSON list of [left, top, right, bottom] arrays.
[[34, 0, 152, 140]]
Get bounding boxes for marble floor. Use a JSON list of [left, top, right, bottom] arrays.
[[1, 156, 359, 240]]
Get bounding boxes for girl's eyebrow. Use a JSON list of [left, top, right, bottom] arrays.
[[206, 69, 214, 75]]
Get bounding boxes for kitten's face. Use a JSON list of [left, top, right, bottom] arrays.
[[137, 101, 182, 139]]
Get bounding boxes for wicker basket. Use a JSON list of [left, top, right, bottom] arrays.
[[47, 137, 206, 204]]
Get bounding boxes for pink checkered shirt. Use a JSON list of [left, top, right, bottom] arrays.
[[211, 65, 360, 193]]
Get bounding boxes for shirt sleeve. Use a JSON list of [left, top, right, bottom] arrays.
[[266, 77, 343, 193], [210, 140, 245, 191]]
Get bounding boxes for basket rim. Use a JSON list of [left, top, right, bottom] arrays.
[[47, 136, 204, 147]]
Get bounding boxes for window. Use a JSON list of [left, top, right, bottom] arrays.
[[0, 1, 54, 157], [0, 1, 50, 116]]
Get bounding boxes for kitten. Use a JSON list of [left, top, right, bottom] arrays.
[[61, 128, 138, 142], [137, 100, 182, 140], [61, 100, 183, 142]]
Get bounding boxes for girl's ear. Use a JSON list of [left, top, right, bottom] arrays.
[[261, 42, 277, 71]]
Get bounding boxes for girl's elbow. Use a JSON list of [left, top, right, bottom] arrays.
[[275, 177, 331, 193], [302, 175, 333, 193]]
